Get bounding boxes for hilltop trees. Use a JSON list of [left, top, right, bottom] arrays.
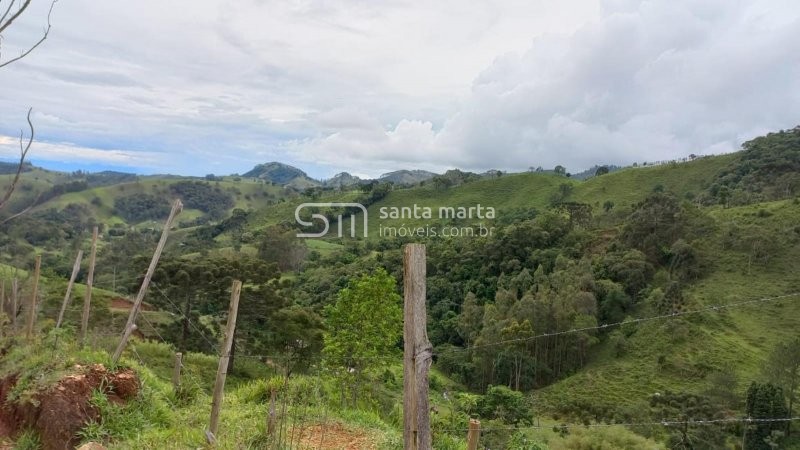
[[708, 126, 800, 205]]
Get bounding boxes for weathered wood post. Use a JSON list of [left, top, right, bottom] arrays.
[[80, 227, 98, 345], [403, 244, 432, 450], [0, 279, 5, 338], [112, 200, 182, 364], [25, 255, 41, 340], [56, 250, 83, 329], [11, 277, 18, 331], [207, 280, 242, 442], [467, 419, 481, 450], [267, 388, 278, 436], [172, 352, 183, 392]]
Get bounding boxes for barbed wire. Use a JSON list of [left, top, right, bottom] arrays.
[[443, 292, 800, 353], [435, 416, 800, 433], [150, 281, 220, 353]]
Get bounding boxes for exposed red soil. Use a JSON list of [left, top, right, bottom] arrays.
[[0, 364, 139, 450], [294, 422, 377, 450], [109, 297, 155, 311]]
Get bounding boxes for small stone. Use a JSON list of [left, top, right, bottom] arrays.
[[77, 443, 107, 450]]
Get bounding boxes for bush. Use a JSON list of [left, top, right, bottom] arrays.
[[475, 385, 532, 425]]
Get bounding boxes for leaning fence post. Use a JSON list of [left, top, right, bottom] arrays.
[[112, 200, 182, 364], [80, 227, 98, 345], [25, 255, 41, 341], [467, 419, 481, 450], [11, 277, 18, 331], [56, 249, 83, 329], [207, 280, 242, 443]]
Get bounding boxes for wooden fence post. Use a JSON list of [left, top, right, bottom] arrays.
[[56, 250, 83, 329], [0, 279, 5, 338], [11, 277, 18, 331], [112, 200, 182, 364], [25, 255, 41, 340], [172, 352, 183, 392], [403, 244, 432, 450], [266, 389, 277, 436], [80, 227, 98, 345], [0, 279, 5, 333], [208, 280, 242, 442], [467, 419, 481, 450]]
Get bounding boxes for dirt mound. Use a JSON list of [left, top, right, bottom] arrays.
[[294, 422, 377, 450], [0, 364, 139, 450]]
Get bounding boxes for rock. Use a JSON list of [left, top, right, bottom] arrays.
[[77, 443, 107, 450]]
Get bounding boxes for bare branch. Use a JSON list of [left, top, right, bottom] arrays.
[[0, 107, 33, 211], [0, 0, 30, 35], [0, 0, 56, 69], [0, 0, 21, 32], [0, 190, 42, 226]]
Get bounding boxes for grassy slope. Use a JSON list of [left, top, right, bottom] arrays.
[[536, 198, 800, 415], [25, 176, 290, 228]]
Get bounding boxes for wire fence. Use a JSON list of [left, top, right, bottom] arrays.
[[5, 274, 800, 447]]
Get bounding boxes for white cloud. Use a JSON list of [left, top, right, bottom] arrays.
[[0, 135, 163, 168], [291, 0, 800, 175], [1, 0, 798, 178]]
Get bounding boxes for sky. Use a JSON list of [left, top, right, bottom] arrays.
[[0, 0, 799, 179]]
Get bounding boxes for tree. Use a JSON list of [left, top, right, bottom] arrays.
[[0, 0, 58, 215], [476, 385, 532, 424], [554, 165, 566, 176], [745, 382, 788, 450], [595, 166, 610, 176], [621, 193, 686, 263], [323, 268, 402, 406], [603, 200, 614, 212], [257, 225, 307, 271], [763, 339, 800, 436]]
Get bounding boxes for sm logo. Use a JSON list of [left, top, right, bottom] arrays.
[[294, 203, 368, 238]]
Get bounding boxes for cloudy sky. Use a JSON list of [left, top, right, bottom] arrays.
[[1, 0, 798, 179]]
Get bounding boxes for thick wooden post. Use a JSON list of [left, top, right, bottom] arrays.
[[80, 227, 98, 345], [208, 280, 242, 442], [113, 200, 182, 363], [56, 250, 83, 329], [25, 255, 41, 340], [403, 244, 431, 450], [172, 352, 183, 391], [467, 419, 481, 450]]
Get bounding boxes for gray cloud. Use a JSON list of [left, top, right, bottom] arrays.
[[0, 0, 797, 178]]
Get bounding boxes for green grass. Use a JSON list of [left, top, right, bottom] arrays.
[[536, 198, 800, 418]]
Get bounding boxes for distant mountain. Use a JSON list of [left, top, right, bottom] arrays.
[[324, 172, 365, 189], [242, 162, 320, 189], [379, 169, 437, 185]]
